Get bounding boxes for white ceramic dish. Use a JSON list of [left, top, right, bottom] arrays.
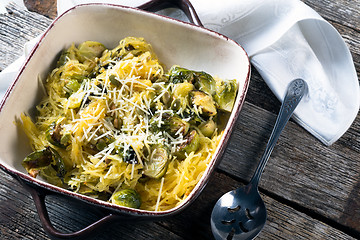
[[0, 1, 250, 238]]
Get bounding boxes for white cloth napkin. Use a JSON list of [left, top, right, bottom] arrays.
[[1, 0, 359, 146]]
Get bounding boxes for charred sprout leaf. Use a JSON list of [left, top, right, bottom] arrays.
[[22, 148, 53, 177], [46, 122, 70, 148], [174, 130, 200, 160], [111, 189, 141, 209], [190, 90, 217, 117], [77, 41, 106, 61], [193, 71, 216, 96], [198, 119, 217, 137], [169, 66, 196, 84], [144, 145, 169, 179], [48, 147, 67, 179], [214, 79, 237, 112], [22, 147, 67, 179], [150, 113, 190, 137]]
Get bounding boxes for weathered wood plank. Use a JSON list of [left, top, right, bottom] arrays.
[[0, 3, 51, 71], [302, 0, 360, 31], [0, 174, 184, 240], [218, 101, 360, 233], [154, 172, 357, 239], [0, 170, 356, 240]]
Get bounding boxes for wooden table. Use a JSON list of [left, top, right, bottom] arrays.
[[1, 1, 359, 239]]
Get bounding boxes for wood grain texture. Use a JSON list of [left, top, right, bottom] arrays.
[[0, 3, 50, 71], [218, 101, 360, 233], [0, 1, 359, 240], [0, 170, 356, 240]]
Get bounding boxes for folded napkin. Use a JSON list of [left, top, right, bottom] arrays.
[[1, 0, 359, 146]]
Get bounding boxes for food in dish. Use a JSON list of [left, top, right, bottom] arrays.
[[20, 37, 237, 211]]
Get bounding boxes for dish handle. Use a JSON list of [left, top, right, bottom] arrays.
[[137, 0, 203, 27], [24, 184, 120, 239]]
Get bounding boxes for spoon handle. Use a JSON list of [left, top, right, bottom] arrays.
[[249, 79, 308, 188]]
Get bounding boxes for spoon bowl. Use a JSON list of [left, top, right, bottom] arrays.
[[211, 79, 308, 240], [211, 183, 266, 240]]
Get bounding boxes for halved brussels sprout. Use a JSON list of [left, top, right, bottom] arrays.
[[143, 145, 169, 179], [198, 119, 217, 138], [193, 71, 216, 96], [111, 189, 141, 209], [174, 130, 200, 160], [190, 90, 217, 117], [77, 41, 106, 61], [150, 113, 190, 137], [168, 66, 195, 84], [168, 66, 216, 96], [214, 79, 237, 112], [46, 121, 71, 148], [22, 147, 67, 179], [172, 82, 194, 98]]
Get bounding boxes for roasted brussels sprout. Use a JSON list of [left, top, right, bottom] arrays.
[[22, 148, 52, 177], [150, 113, 190, 137], [111, 189, 141, 209], [193, 71, 216, 96], [190, 90, 217, 117], [174, 130, 200, 160], [143, 145, 169, 179], [214, 79, 237, 112], [22, 147, 67, 179], [46, 121, 71, 148], [77, 41, 106, 61], [169, 66, 216, 96], [172, 82, 194, 98], [198, 119, 217, 137], [169, 66, 196, 84]]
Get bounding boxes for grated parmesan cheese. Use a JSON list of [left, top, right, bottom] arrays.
[[20, 37, 230, 212]]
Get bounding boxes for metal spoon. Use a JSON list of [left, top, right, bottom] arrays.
[[211, 78, 308, 240]]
